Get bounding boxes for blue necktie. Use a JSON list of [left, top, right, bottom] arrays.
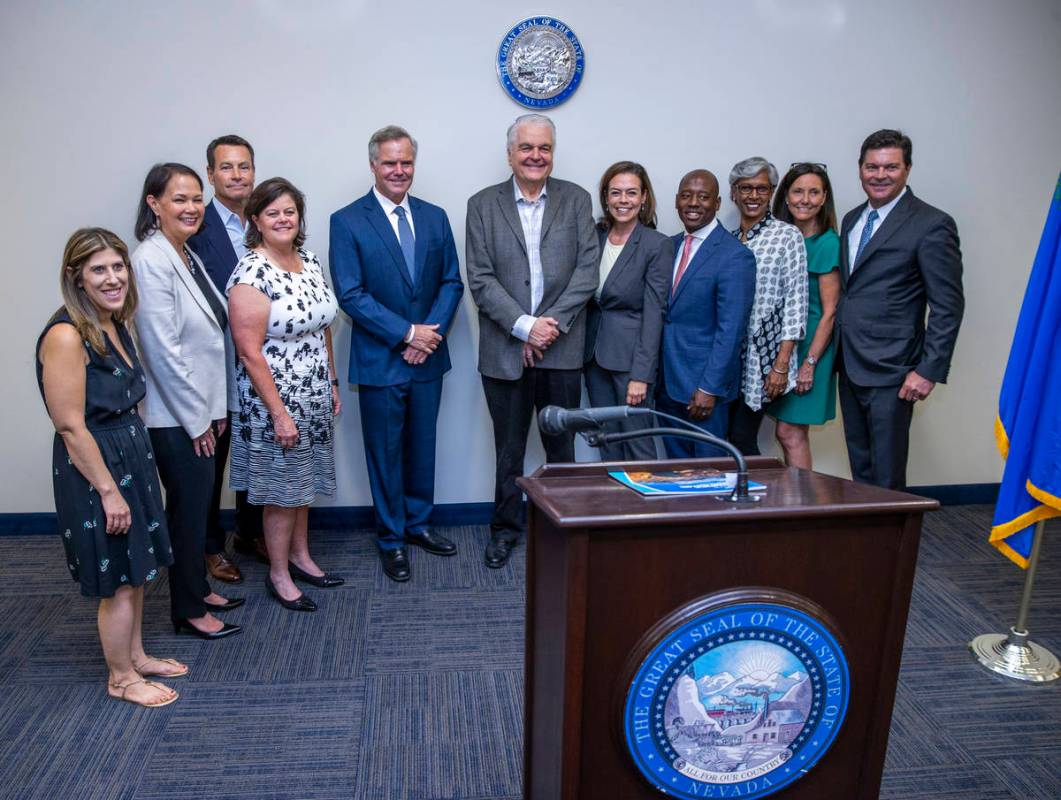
[[393, 206, 416, 283], [853, 208, 879, 266]]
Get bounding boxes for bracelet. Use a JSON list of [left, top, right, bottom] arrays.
[[771, 365, 789, 375], [330, 379, 339, 387]]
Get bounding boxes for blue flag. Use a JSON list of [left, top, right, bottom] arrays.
[[990, 174, 1061, 567]]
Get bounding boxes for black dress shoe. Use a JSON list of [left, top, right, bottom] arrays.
[[484, 537, 516, 569], [288, 562, 345, 588], [172, 619, 242, 639], [204, 596, 245, 612], [381, 548, 411, 582], [405, 530, 457, 556], [233, 535, 269, 564], [265, 576, 318, 612]]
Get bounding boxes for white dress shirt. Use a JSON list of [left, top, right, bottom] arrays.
[[212, 197, 248, 261], [511, 177, 548, 342], [847, 186, 907, 272], [597, 239, 625, 299]]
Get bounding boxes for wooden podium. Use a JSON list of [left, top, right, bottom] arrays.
[[516, 458, 938, 799]]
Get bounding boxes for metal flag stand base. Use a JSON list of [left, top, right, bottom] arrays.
[[969, 519, 1061, 683]]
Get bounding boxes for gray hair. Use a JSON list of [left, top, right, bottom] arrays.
[[728, 157, 778, 187], [368, 125, 418, 163], [506, 114, 556, 150]]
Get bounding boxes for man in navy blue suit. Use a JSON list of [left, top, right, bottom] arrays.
[[656, 170, 756, 457], [187, 134, 265, 581], [330, 125, 464, 582]]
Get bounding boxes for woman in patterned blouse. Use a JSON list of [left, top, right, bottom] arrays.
[[726, 157, 808, 456]]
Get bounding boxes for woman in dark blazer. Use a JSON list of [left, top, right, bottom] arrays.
[[132, 163, 242, 640], [584, 161, 672, 461]]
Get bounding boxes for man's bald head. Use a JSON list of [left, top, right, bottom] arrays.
[[676, 170, 721, 232]]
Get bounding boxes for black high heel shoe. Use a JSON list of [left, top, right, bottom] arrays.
[[265, 576, 317, 612], [172, 619, 242, 640], [288, 562, 345, 588], [204, 596, 245, 612]]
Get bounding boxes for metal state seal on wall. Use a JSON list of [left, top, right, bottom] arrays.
[[623, 595, 851, 799], [496, 17, 584, 108]]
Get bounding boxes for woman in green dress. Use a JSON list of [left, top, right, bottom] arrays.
[[767, 164, 841, 469]]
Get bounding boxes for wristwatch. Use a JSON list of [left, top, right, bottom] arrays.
[[805, 355, 818, 366]]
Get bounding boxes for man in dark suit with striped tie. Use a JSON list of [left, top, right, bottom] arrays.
[[836, 129, 965, 490], [329, 125, 464, 582]]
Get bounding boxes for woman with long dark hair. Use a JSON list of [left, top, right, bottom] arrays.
[[767, 163, 842, 468], [132, 163, 243, 639]]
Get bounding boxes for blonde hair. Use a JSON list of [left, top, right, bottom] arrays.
[[59, 228, 138, 355]]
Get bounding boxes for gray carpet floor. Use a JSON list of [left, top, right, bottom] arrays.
[[0, 506, 1058, 799]]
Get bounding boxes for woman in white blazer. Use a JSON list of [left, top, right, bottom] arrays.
[[131, 163, 242, 640]]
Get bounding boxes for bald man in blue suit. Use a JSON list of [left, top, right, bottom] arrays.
[[330, 126, 464, 582], [657, 170, 756, 457]]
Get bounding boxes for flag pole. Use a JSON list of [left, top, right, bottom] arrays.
[[969, 519, 1059, 682]]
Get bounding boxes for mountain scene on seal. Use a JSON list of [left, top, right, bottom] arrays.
[[664, 641, 812, 775]]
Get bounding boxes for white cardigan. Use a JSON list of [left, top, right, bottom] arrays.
[[131, 230, 235, 437]]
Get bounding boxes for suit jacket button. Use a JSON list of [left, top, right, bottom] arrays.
[[524, 280, 530, 286]]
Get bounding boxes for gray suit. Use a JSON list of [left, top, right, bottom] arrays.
[[466, 176, 598, 538], [584, 223, 671, 461], [466, 176, 599, 380]]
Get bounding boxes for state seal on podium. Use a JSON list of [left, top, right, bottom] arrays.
[[622, 590, 851, 799], [496, 17, 584, 108]]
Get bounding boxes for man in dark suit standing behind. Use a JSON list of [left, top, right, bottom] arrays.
[[656, 170, 756, 457], [330, 125, 464, 582], [836, 129, 964, 490], [466, 114, 598, 568], [187, 134, 265, 581]]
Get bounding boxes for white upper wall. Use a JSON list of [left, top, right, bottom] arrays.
[[3, 0, 1059, 513]]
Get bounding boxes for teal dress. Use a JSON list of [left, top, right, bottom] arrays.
[[769, 230, 839, 425]]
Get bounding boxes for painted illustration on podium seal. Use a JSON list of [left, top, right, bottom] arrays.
[[496, 17, 584, 108], [624, 601, 850, 799]]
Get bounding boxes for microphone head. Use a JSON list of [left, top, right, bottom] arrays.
[[538, 405, 566, 436]]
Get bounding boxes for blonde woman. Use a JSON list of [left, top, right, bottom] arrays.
[[36, 228, 182, 707]]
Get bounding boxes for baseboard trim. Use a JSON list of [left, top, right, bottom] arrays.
[[0, 487, 997, 537], [0, 502, 498, 537]]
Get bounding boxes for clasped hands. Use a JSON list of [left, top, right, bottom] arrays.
[[403, 323, 442, 365], [522, 316, 560, 367]]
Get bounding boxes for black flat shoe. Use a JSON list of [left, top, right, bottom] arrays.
[[265, 576, 317, 612], [405, 529, 458, 556], [172, 619, 242, 640], [484, 537, 516, 569], [381, 548, 411, 582], [288, 562, 345, 588], [204, 596, 245, 612]]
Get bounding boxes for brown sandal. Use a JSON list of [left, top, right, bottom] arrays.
[[109, 678, 179, 708], [133, 656, 189, 678]]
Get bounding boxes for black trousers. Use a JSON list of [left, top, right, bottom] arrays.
[[149, 426, 214, 621], [838, 373, 915, 490], [727, 399, 765, 456], [584, 358, 660, 462], [482, 368, 581, 540], [206, 419, 262, 555]]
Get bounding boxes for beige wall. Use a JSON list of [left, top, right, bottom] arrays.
[[3, 0, 1060, 513]]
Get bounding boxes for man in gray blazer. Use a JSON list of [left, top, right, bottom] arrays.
[[837, 129, 964, 490], [466, 114, 598, 568]]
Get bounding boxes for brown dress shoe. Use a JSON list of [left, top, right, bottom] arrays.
[[205, 553, 243, 583]]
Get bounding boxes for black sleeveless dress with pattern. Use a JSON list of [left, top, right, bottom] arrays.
[[35, 309, 173, 597]]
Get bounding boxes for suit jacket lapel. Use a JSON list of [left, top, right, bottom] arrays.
[[671, 225, 720, 305], [599, 224, 641, 296], [361, 192, 413, 289], [153, 233, 219, 329], [409, 196, 427, 283], [851, 190, 916, 273], [496, 181, 528, 257], [539, 177, 559, 243], [839, 204, 862, 288]]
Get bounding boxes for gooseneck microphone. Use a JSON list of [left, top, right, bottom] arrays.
[[538, 405, 652, 435]]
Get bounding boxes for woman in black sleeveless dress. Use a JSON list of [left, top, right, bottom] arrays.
[[37, 228, 183, 707]]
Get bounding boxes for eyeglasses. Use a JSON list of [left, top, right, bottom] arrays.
[[790, 162, 828, 171], [736, 184, 773, 197]]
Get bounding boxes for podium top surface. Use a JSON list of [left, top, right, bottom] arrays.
[[516, 457, 940, 529]]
